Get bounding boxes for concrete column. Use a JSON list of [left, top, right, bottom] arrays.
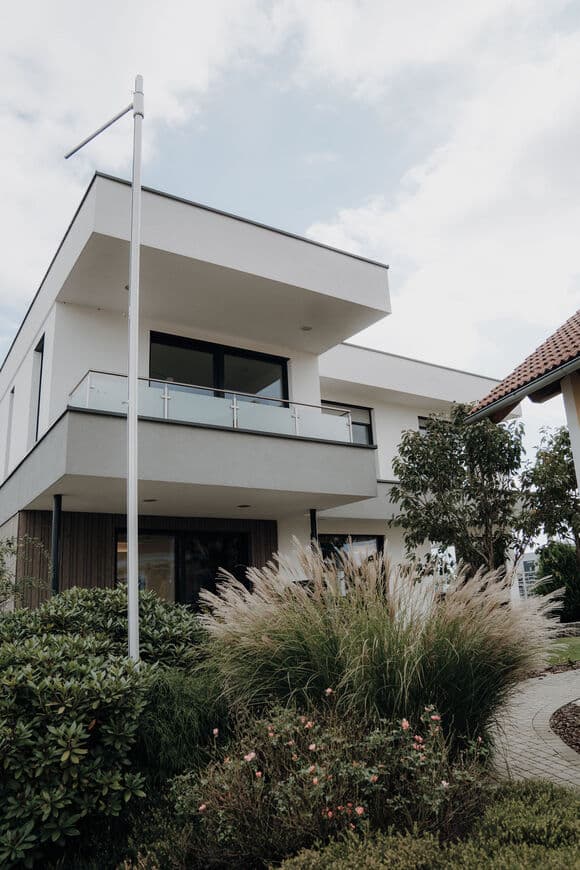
[[50, 494, 62, 595], [561, 373, 580, 488]]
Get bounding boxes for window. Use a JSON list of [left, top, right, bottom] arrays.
[[321, 401, 373, 445], [150, 332, 288, 404], [28, 336, 44, 447], [116, 533, 176, 602], [319, 534, 383, 565], [418, 416, 430, 432]]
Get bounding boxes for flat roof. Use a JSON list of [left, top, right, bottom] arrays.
[[1, 173, 389, 373]]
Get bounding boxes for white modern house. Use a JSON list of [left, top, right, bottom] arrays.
[[0, 174, 499, 605]]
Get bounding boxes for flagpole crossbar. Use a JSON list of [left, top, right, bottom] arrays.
[[65, 103, 134, 160]]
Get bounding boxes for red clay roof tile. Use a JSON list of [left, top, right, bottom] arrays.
[[472, 308, 580, 415]]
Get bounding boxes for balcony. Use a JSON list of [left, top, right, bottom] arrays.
[[68, 371, 358, 445]]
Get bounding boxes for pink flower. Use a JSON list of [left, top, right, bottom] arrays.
[[370, 774, 378, 783], [198, 804, 207, 812], [292, 754, 298, 761], [309, 743, 317, 751], [308, 765, 316, 773], [430, 714, 441, 722], [299, 716, 307, 724], [286, 740, 294, 746], [477, 736, 483, 744], [441, 780, 449, 789], [355, 806, 364, 816], [224, 756, 230, 764], [243, 751, 256, 762], [337, 805, 344, 811], [312, 777, 319, 785], [255, 771, 262, 779], [349, 823, 355, 830], [324, 687, 334, 696], [420, 754, 426, 761], [413, 735, 424, 743], [326, 810, 333, 819], [267, 731, 275, 738], [401, 718, 410, 731], [412, 743, 421, 751], [305, 721, 314, 729], [212, 728, 219, 736]]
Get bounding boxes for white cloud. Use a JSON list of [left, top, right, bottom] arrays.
[[0, 0, 283, 312]]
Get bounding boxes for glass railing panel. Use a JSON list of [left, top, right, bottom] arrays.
[[68, 372, 128, 414], [237, 401, 295, 436], [298, 406, 350, 442], [138, 380, 165, 418], [166, 386, 233, 428]]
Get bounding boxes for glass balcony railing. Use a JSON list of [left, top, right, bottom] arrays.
[[68, 371, 356, 444]]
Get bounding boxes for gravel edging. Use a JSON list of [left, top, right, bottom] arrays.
[[550, 702, 580, 756]]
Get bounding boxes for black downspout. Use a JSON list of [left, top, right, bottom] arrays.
[[51, 494, 62, 595], [309, 508, 318, 544]]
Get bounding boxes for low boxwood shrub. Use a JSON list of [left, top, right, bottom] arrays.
[[167, 705, 486, 868], [0, 634, 150, 868], [469, 779, 580, 849], [0, 585, 206, 667], [200, 545, 554, 747]]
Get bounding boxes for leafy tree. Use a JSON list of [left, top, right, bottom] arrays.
[[523, 427, 580, 570], [390, 404, 535, 572], [533, 541, 580, 623]]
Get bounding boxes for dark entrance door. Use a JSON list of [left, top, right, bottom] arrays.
[[180, 531, 250, 607]]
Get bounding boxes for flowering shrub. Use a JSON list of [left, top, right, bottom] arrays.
[[168, 705, 487, 868], [0, 634, 149, 868]]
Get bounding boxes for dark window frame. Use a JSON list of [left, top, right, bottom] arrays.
[[149, 331, 289, 402], [319, 533, 384, 561], [114, 526, 251, 607], [34, 335, 45, 442], [321, 399, 374, 445]]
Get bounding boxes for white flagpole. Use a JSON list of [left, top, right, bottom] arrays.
[[66, 75, 144, 662], [126, 76, 144, 662]]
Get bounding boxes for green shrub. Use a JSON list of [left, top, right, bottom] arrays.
[[535, 541, 580, 623], [168, 706, 486, 868], [0, 585, 206, 667], [280, 835, 580, 870], [200, 546, 553, 745], [469, 780, 580, 848], [133, 663, 229, 782], [278, 831, 442, 869], [0, 634, 149, 868]]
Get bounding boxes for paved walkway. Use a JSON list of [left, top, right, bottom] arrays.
[[494, 670, 580, 788]]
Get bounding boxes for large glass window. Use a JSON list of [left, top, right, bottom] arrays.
[[150, 332, 288, 403], [319, 534, 383, 565], [321, 401, 373, 445], [116, 533, 176, 602]]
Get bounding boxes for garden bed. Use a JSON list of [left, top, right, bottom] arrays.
[[550, 701, 580, 755]]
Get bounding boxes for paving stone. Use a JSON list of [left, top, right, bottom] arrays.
[[493, 671, 580, 789]]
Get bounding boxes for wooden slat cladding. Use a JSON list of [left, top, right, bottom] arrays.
[[17, 511, 278, 606]]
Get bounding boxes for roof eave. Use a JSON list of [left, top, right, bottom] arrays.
[[468, 355, 580, 423]]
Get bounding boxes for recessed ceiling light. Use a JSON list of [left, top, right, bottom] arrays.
[[301, 325, 313, 332], [237, 504, 251, 508]]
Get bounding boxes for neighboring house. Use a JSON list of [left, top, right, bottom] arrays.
[[469, 308, 580, 486], [0, 174, 499, 606], [515, 551, 539, 600]]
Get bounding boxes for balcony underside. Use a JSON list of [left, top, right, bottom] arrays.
[[0, 410, 377, 524]]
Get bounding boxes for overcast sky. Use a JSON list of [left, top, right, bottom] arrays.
[[3, 0, 577, 451]]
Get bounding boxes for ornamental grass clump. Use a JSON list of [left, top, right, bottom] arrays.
[[200, 543, 556, 744]]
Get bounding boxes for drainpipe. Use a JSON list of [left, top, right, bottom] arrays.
[[309, 508, 318, 544], [51, 494, 62, 595]]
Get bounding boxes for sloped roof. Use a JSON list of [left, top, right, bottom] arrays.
[[470, 308, 580, 421]]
